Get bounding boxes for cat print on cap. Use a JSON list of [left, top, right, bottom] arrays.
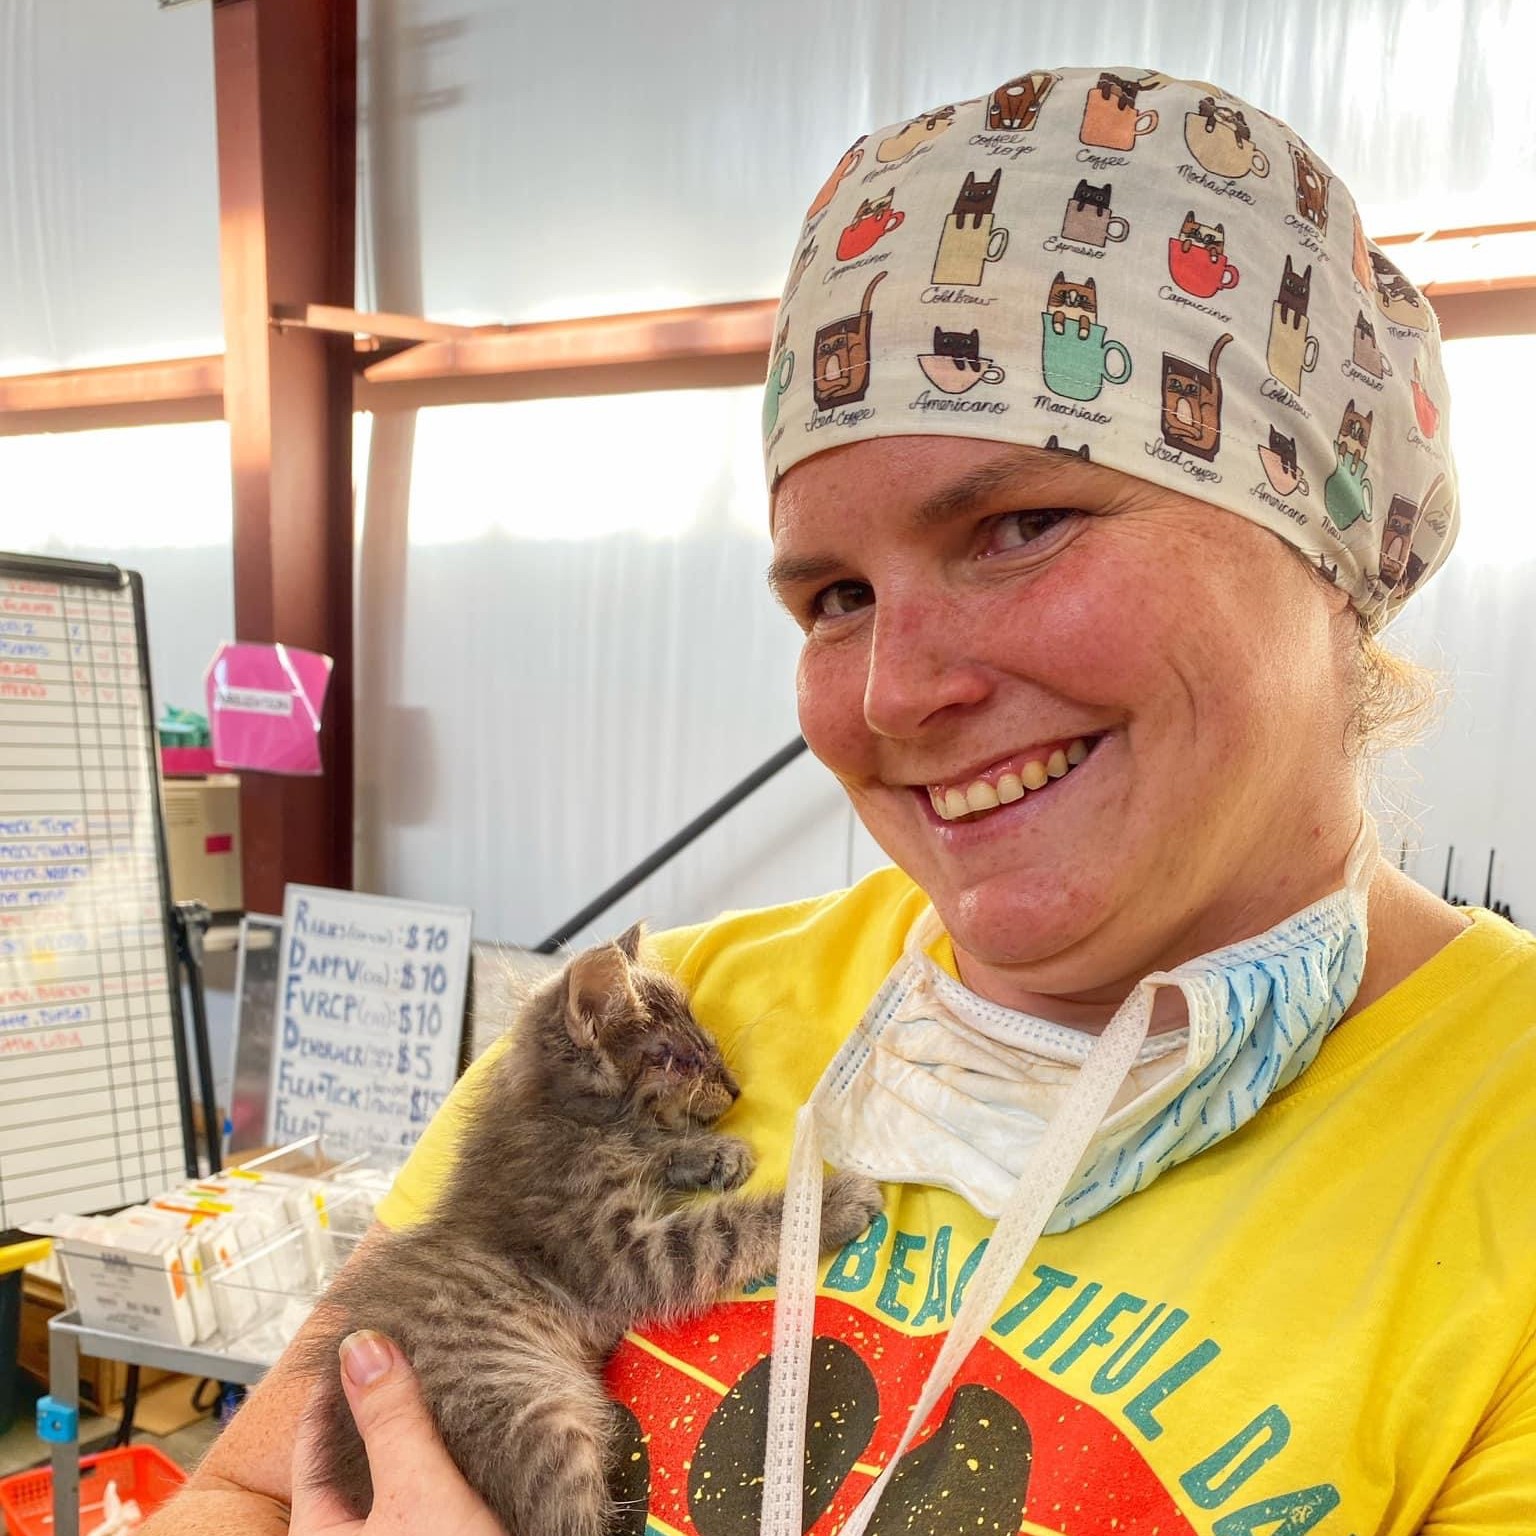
[[836, 189, 905, 262], [987, 71, 1058, 131], [1183, 96, 1270, 179], [1379, 471, 1450, 598], [1351, 311, 1392, 379], [1062, 180, 1130, 247], [1324, 399, 1375, 528], [1266, 256, 1319, 396], [1167, 211, 1239, 298], [1370, 250, 1432, 331], [916, 327, 1007, 394], [1041, 274, 1133, 402], [1258, 425, 1309, 497], [1289, 144, 1331, 233], [812, 272, 887, 409], [1161, 333, 1233, 461], [1079, 71, 1159, 152], [877, 106, 956, 164], [1043, 434, 1092, 461], [931, 171, 1009, 285]]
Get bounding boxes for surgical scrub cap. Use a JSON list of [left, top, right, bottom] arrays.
[[762, 66, 1459, 628]]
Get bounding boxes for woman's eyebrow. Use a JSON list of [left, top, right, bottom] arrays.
[[913, 450, 1074, 527], [766, 452, 1087, 596], [765, 550, 843, 599]]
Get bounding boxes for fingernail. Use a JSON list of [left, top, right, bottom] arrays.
[[340, 1330, 393, 1387]]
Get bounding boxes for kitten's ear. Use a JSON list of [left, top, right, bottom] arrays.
[[615, 921, 646, 961], [564, 945, 640, 1049]]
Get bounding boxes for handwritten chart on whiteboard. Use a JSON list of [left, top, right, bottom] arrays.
[[270, 885, 471, 1157], [0, 557, 190, 1231]]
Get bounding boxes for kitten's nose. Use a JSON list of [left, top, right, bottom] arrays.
[[725, 1074, 741, 1102]]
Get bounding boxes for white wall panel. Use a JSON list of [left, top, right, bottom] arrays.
[[0, 0, 222, 371], [356, 0, 1536, 326]]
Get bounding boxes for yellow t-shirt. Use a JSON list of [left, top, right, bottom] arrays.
[[377, 869, 1536, 1536]]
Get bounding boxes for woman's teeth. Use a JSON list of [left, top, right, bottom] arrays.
[[928, 737, 1093, 822]]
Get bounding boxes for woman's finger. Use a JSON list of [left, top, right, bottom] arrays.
[[335, 1331, 508, 1533]]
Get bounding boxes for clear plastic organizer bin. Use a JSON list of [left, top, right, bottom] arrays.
[[31, 1136, 402, 1364]]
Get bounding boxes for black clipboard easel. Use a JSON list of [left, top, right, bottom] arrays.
[[0, 553, 201, 1245]]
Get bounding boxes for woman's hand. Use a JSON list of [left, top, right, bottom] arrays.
[[290, 1332, 509, 1535]]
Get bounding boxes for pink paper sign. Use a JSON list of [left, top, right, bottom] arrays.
[[205, 642, 333, 776]]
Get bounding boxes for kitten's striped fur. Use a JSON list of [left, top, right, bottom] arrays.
[[301, 925, 882, 1536]]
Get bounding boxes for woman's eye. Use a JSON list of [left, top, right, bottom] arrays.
[[810, 580, 874, 620], [984, 508, 1075, 555]]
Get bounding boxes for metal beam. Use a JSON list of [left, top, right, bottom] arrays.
[[212, 0, 357, 912], [356, 298, 778, 409], [271, 302, 480, 345], [3, 238, 1535, 433], [0, 356, 224, 436]]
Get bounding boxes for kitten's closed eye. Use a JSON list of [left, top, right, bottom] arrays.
[[644, 1042, 700, 1073]]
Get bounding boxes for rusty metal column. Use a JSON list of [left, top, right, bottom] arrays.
[[213, 0, 357, 910]]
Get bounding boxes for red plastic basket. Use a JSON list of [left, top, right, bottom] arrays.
[[0, 1444, 186, 1536]]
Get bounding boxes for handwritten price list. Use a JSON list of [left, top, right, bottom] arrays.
[[269, 885, 472, 1157], [0, 572, 186, 1226]]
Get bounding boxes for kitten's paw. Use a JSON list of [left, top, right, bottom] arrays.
[[667, 1137, 755, 1192], [818, 1172, 884, 1249]]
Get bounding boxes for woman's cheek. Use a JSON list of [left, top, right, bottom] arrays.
[[796, 644, 865, 768]]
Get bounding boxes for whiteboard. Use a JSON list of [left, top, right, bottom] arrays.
[[0, 554, 192, 1233], [268, 885, 472, 1158]]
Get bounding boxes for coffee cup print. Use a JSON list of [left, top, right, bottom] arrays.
[[1411, 358, 1440, 438], [917, 329, 1006, 394], [986, 71, 1057, 132], [1378, 493, 1423, 592], [877, 107, 955, 164], [1079, 73, 1158, 151], [1266, 303, 1320, 394], [1324, 454, 1374, 529], [804, 142, 864, 222], [836, 191, 904, 262], [933, 214, 1009, 286], [812, 272, 886, 409], [1258, 428, 1309, 497], [1350, 313, 1393, 379], [762, 349, 795, 437], [1040, 317, 1132, 403], [1167, 216, 1239, 298], [1062, 181, 1130, 248], [1183, 100, 1270, 179]]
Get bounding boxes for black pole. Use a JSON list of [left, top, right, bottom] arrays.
[[165, 913, 200, 1180], [1484, 848, 1496, 908], [535, 737, 810, 953], [174, 903, 224, 1176]]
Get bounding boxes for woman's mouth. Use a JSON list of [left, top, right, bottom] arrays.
[[923, 735, 1101, 822]]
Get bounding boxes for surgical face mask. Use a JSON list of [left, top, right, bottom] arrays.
[[759, 819, 1377, 1536]]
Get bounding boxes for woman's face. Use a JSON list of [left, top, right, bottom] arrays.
[[771, 435, 1361, 1011]]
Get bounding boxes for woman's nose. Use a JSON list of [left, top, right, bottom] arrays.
[[862, 594, 991, 739]]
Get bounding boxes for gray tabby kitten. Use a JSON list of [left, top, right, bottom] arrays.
[[301, 924, 883, 1536]]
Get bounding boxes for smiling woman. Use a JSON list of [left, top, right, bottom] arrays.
[[153, 61, 1536, 1536]]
